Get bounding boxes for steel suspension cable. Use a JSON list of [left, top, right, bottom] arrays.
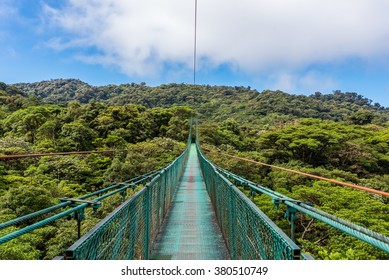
[[0, 169, 161, 232], [193, 0, 198, 85], [0, 122, 193, 244], [0, 149, 128, 160], [205, 148, 389, 197], [216, 167, 389, 253], [0, 172, 160, 244]]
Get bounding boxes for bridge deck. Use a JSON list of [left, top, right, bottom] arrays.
[[151, 144, 230, 260]]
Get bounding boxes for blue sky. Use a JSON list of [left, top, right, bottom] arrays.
[[1, 0, 389, 107]]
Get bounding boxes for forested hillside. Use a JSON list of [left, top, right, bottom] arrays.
[[1, 79, 388, 260], [12, 79, 389, 125]]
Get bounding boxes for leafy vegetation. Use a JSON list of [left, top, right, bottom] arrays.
[[0, 79, 388, 259], [199, 118, 389, 260], [0, 85, 192, 259], [12, 79, 389, 126]]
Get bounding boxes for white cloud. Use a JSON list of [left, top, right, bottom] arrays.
[[300, 71, 337, 92], [0, 0, 16, 19], [270, 71, 338, 94], [271, 73, 297, 93], [42, 0, 389, 79]]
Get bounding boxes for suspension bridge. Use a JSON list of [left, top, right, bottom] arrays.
[[0, 122, 388, 260]]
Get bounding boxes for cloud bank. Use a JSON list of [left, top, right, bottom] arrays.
[[42, 0, 389, 82]]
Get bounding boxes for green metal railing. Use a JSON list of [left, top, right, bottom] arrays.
[[217, 166, 389, 254], [4, 117, 387, 260], [195, 139, 301, 259], [0, 169, 161, 244], [65, 124, 192, 260], [195, 118, 389, 258]]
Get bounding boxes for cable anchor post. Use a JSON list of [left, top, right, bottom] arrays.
[[285, 206, 298, 242], [59, 197, 102, 239], [74, 209, 85, 239]]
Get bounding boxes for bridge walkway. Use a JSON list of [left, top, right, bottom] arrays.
[[151, 144, 230, 260]]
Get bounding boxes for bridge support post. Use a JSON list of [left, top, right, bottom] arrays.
[[285, 206, 298, 242], [291, 216, 296, 242], [75, 209, 85, 239], [77, 215, 81, 239]]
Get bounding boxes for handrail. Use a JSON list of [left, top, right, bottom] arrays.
[[64, 119, 193, 259], [217, 167, 389, 254], [195, 120, 301, 259], [212, 151, 389, 197], [196, 119, 389, 255], [196, 118, 389, 258], [0, 169, 161, 232], [0, 172, 159, 244]]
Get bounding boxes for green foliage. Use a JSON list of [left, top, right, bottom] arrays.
[[59, 121, 98, 151], [349, 109, 375, 125], [0, 91, 191, 259], [200, 117, 389, 260], [0, 79, 388, 260], [2, 106, 60, 143], [0, 226, 43, 260], [0, 136, 32, 155], [103, 138, 185, 184], [0, 185, 54, 217], [256, 119, 389, 175], [9, 79, 389, 126]]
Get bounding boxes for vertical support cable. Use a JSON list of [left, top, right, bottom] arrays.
[[194, 0, 198, 85]]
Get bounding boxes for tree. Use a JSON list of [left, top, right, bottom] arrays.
[[35, 119, 61, 151], [2, 106, 57, 143], [1, 185, 53, 217], [59, 121, 98, 151], [0, 136, 33, 155], [349, 110, 374, 125]]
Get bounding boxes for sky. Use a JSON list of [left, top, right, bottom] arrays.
[[1, 0, 389, 107]]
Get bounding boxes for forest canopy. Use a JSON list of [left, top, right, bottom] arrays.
[[0, 79, 388, 260]]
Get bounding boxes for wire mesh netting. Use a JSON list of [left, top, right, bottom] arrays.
[[150, 145, 230, 260], [197, 143, 301, 260], [65, 142, 189, 260]]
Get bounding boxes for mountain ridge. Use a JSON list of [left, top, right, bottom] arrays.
[[8, 78, 388, 126]]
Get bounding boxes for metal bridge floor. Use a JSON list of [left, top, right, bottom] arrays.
[[151, 144, 230, 260]]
